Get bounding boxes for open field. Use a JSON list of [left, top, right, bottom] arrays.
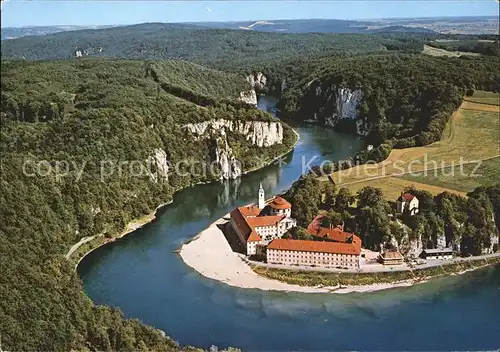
[[401, 157, 500, 194], [322, 94, 500, 198], [464, 90, 500, 106], [341, 176, 468, 200], [422, 44, 481, 57]]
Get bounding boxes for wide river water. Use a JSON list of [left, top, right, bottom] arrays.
[[79, 97, 500, 350]]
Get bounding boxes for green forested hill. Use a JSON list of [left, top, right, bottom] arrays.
[[0, 59, 294, 351], [0, 23, 424, 68], [276, 54, 500, 149]]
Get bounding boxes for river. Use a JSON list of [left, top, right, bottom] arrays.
[[79, 97, 500, 350]]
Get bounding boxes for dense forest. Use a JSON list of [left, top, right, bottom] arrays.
[[265, 54, 500, 160], [0, 23, 426, 69], [0, 58, 296, 351], [284, 175, 500, 256]]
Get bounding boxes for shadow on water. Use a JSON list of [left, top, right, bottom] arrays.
[[78, 97, 500, 351]]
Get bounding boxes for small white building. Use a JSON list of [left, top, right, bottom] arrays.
[[396, 192, 419, 215], [420, 248, 454, 260]]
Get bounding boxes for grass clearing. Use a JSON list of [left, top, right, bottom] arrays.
[[253, 257, 500, 286], [400, 157, 500, 193], [322, 96, 500, 198], [422, 44, 481, 58], [341, 177, 467, 200], [464, 90, 500, 106]]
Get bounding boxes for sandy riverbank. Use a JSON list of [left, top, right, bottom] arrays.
[[179, 216, 434, 294]]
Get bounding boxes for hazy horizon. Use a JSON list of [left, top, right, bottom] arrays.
[[1, 0, 499, 28], [2, 15, 499, 29]]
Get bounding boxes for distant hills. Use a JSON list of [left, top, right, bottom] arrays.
[[2, 16, 497, 41], [188, 18, 437, 34], [0, 25, 115, 40], [0, 23, 425, 68]]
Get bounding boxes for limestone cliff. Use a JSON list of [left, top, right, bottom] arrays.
[[184, 119, 283, 148], [183, 119, 284, 180], [212, 134, 242, 180], [306, 85, 370, 136], [246, 72, 267, 91], [239, 72, 268, 106], [147, 148, 169, 182], [239, 89, 258, 106]]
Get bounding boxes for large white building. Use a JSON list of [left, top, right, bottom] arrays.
[[396, 192, 419, 215], [267, 238, 362, 269], [230, 184, 297, 255]]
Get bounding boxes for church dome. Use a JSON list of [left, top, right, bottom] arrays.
[[268, 196, 291, 210]]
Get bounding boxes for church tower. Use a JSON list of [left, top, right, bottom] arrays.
[[258, 183, 265, 209]]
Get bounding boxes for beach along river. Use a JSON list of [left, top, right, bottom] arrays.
[[79, 97, 500, 350]]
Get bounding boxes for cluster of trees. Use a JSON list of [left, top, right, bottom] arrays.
[[283, 175, 499, 255], [0, 58, 296, 350]]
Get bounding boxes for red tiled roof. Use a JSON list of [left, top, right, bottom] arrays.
[[267, 239, 361, 256], [247, 215, 285, 228], [307, 214, 325, 235], [230, 206, 283, 243], [398, 193, 415, 201], [247, 230, 262, 242], [238, 205, 261, 217], [268, 196, 292, 210], [230, 208, 252, 241], [315, 227, 352, 243]]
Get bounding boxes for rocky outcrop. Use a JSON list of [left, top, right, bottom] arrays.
[[246, 72, 267, 91], [306, 86, 371, 136], [323, 87, 364, 125], [239, 90, 258, 106], [240, 72, 269, 106], [147, 148, 169, 182], [436, 233, 447, 249], [399, 231, 423, 259], [213, 135, 242, 180], [184, 119, 284, 180], [184, 119, 283, 148]]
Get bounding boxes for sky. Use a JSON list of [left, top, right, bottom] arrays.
[[1, 0, 499, 28]]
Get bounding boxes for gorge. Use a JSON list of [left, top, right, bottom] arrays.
[[78, 97, 500, 351]]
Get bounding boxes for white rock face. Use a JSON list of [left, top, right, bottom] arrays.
[[184, 119, 283, 180], [214, 136, 242, 180], [184, 119, 283, 148], [239, 90, 258, 106], [312, 87, 369, 136], [335, 88, 363, 120], [246, 72, 267, 90], [241, 72, 269, 106], [323, 87, 364, 126], [399, 232, 423, 259], [486, 233, 499, 254], [437, 233, 447, 249], [281, 79, 287, 92], [147, 148, 169, 182]]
